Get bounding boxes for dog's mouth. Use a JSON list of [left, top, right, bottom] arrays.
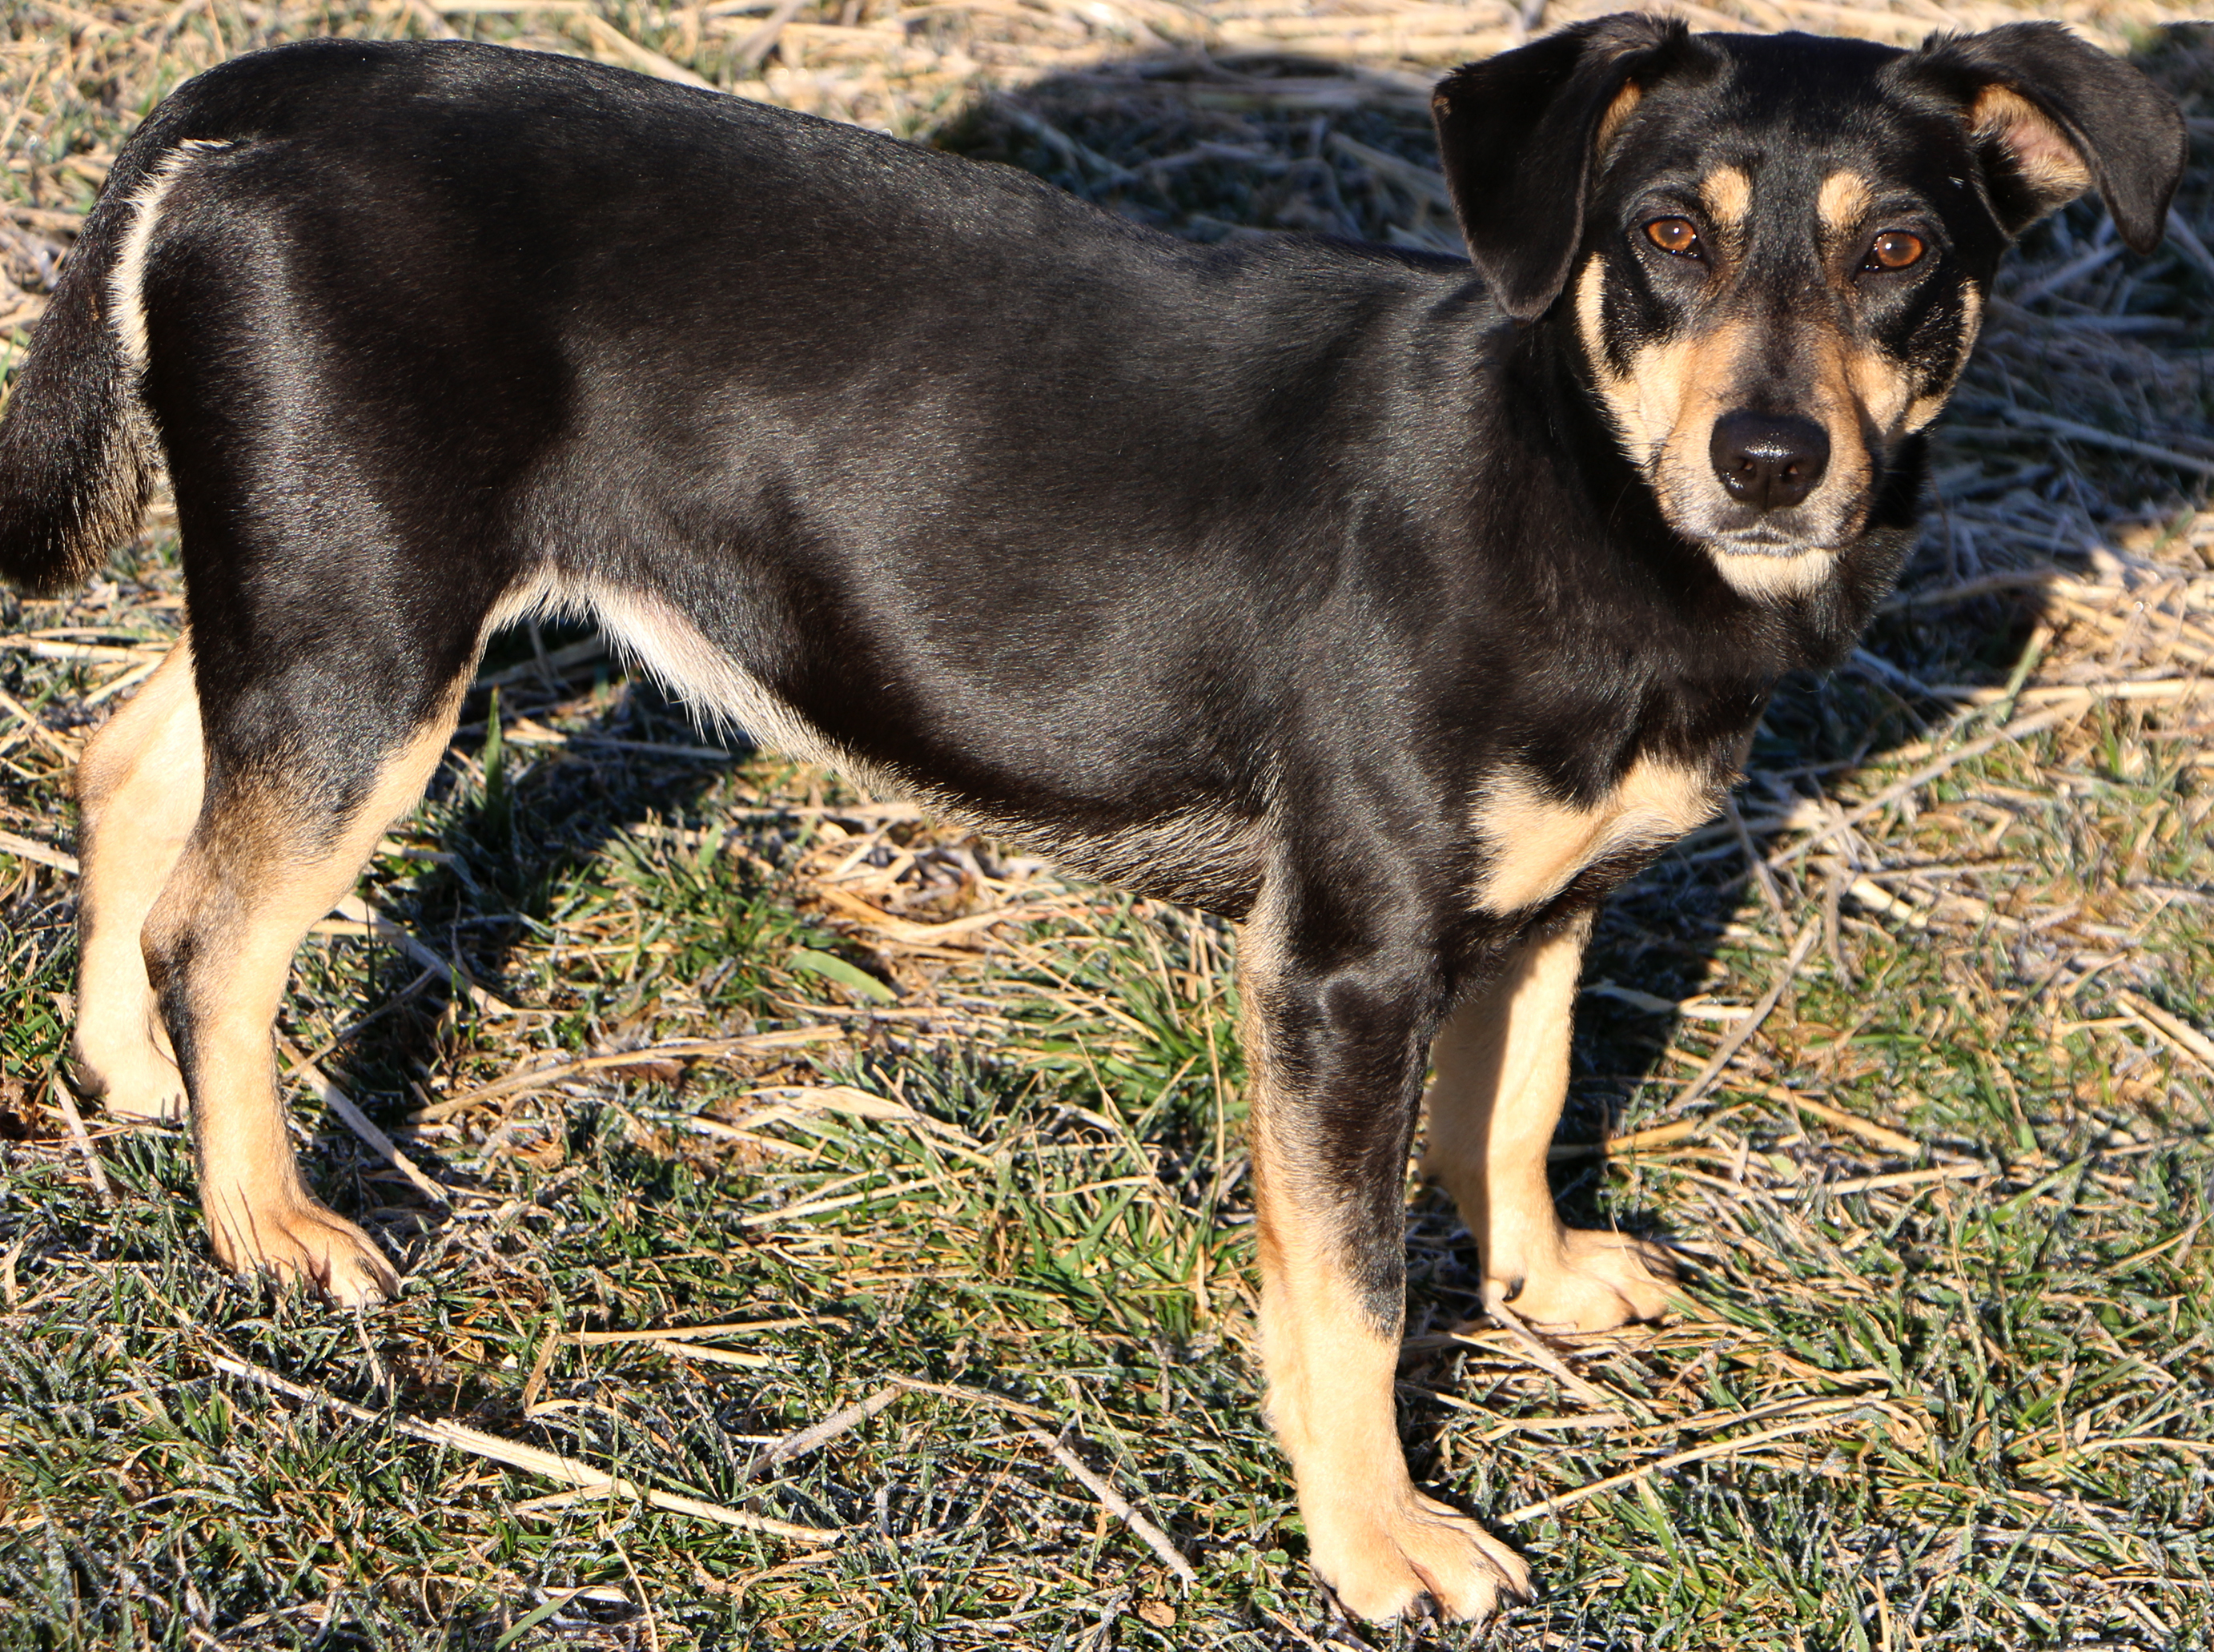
[[1652, 408, 1874, 565], [1698, 520, 1845, 601], [1706, 524, 1825, 558]]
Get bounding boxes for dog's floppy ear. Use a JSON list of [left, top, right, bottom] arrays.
[[1431, 14, 1713, 321], [1905, 22, 2184, 253]]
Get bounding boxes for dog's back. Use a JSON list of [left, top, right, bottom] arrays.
[[0, 21, 2184, 1630], [41, 42, 1554, 909]]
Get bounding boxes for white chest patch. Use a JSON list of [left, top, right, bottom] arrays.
[[1471, 757, 1722, 915]]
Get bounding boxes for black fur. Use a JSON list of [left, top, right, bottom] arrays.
[[0, 19, 2184, 1584], [1432, 14, 1713, 320], [1904, 22, 2185, 251], [0, 201, 156, 597]]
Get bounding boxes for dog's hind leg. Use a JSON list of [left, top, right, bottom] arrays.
[[72, 637, 203, 1121], [139, 651, 471, 1305], [1422, 913, 1674, 1331], [1239, 898, 1532, 1624]]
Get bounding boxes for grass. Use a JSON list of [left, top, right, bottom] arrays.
[[2, 1, 2213, 1647]]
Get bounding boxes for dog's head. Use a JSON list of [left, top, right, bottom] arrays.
[[1432, 16, 2184, 599]]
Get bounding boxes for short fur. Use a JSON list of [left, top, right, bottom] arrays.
[[0, 17, 2180, 1623]]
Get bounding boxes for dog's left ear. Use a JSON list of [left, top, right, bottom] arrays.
[[1432, 14, 1718, 321], [1904, 22, 2184, 253]]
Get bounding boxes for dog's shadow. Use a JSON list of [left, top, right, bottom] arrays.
[[258, 625, 772, 1247]]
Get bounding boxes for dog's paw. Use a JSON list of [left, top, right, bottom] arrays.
[[1493, 1227, 1675, 1332], [1308, 1489, 1533, 1623], [207, 1192, 400, 1308], [70, 1035, 188, 1123]]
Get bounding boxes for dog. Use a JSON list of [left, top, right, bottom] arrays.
[[0, 14, 2182, 1623]]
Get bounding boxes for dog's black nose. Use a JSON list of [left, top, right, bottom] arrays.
[[1709, 412, 1830, 512]]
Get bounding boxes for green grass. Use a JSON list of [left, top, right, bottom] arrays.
[[3, 3, 2214, 1648]]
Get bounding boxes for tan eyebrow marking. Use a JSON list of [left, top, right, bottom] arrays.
[[1702, 165, 1750, 235], [1818, 170, 1874, 239]]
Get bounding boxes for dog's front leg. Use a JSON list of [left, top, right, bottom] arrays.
[[1423, 913, 1674, 1330], [1238, 914, 1532, 1623]]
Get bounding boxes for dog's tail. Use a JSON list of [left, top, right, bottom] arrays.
[[0, 140, 168, 597]]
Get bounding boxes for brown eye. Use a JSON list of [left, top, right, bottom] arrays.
[[1645, 216, 1702, 258], [1866, 231, 1925, 271]]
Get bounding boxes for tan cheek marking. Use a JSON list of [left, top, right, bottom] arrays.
[[1644, 316, 1753, 515], [1702, 165, 1750, 238], [1906, 282, 1983, 433], [1471, 757, 1719, 915], [1581, 255, 1749, 485], [1818, 170, 1874, 242], [1844, 337, 1915, 436], [1580, 253, 1673, 463], [1971, 86, 2092, 200], [1630, 337, 1698, 457], [1575, 253, 1617, 384]]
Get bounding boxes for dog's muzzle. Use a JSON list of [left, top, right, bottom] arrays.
[[1710, 411, 1829, 514]]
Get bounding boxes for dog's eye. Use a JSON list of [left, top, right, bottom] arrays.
[[1863, 231, 1925, 271], [1645, 217, 1702, 259]]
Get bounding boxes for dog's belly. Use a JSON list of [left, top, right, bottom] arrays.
[[492, 570, 1268, 914], [979, 802, 1264, 914]]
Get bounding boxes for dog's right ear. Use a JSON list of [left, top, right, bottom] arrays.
[[1432, 14, 1713, 321], [1902, 22, 2184, 254]]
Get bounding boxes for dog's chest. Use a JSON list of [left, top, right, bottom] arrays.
[[1469, 754, 1725, 916]]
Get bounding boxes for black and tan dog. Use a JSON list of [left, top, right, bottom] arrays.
[[0, 14, 2181, 1622]]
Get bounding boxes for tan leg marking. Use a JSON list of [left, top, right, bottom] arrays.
[[1423, 917, 1674, 1332], [72, 637, 203, 1120], [1251, 1123, 1533, 1621], [144, 703, 460, 1306], [1239, 939, 1529, 1623]]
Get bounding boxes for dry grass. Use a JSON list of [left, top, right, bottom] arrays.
[[2, 2, 2212, 1648]]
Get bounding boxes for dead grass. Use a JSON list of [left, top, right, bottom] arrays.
[[2, 1, 2212, 1648]]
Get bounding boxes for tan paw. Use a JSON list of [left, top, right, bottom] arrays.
[[1492, 1226, 1676, 1332], [70, 1035, 188, 1123], [1308, 1487, 1533, 1622], [206, 1192, 400, 1308]]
